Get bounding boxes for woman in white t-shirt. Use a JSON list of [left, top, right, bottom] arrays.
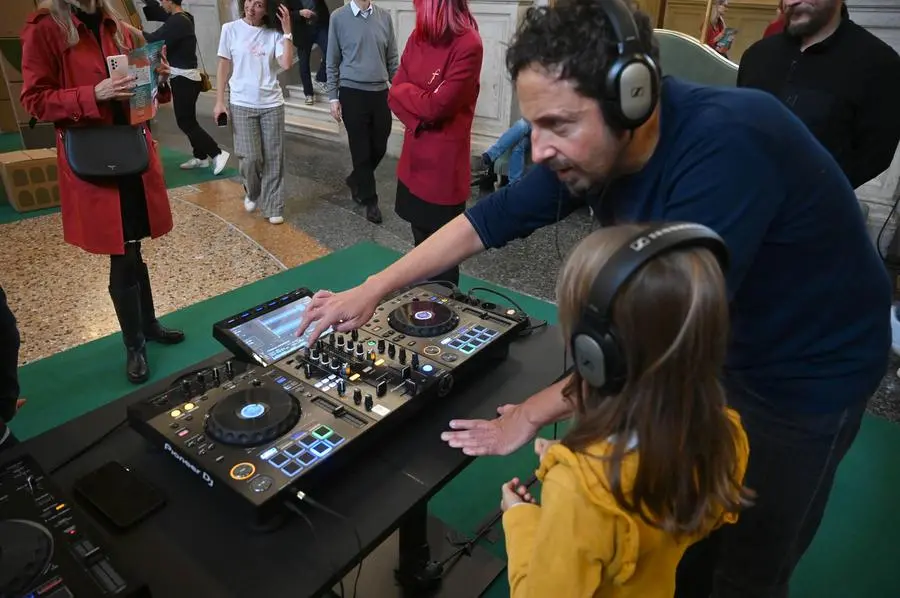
[[215, 0, 293, 224]]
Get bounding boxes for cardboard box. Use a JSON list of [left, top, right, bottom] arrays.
[[0, 148, 59, 212]]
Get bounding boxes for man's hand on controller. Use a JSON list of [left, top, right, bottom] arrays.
[[441, 403, 539, 456], [295, 284, 381, 344]]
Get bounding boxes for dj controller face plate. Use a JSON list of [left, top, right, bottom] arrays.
[[129, 285, 528, 518]]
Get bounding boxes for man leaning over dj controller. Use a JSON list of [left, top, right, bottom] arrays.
[[297, 1, 891, 596]]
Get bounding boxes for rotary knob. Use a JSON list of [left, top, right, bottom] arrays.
[[346, 340, 354, 352], [364, 394, 374, 411], [355, 344, 365, 358], [387, 343, 396, 358], [337, 379, 347, 396], [352, 388, 362, 405], [398, 348, 407, 364], [411, 353, 420, 369], [377, 339, 385, 353], [351, 329, 359, 341]]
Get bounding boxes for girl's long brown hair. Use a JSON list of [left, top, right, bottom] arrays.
[[557, 224, 752, 536]]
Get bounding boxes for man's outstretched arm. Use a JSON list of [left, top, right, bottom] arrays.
[[442, 374, 574, 456]]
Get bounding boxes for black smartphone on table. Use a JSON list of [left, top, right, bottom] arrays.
[[72, 461, 166, 531]]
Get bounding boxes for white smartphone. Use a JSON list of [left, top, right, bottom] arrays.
[[106, 54, 129, 79]]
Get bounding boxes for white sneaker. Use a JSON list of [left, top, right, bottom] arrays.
[[305, 95, 314, 105], [212, 151, 230, 175], [268, 216, 284, 225], [244, 197, 257, 212], [180, 157, 209, 169]]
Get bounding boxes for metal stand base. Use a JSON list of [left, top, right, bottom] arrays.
[[330, 505, 505, 597]]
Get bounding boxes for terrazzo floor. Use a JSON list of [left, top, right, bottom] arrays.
[[0, 185, 325, 365], [1, 100, 898, 425]]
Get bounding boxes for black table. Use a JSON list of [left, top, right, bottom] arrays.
[[8, 325, 566, 597]]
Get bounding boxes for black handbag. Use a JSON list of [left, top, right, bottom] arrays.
[[63, 124, 150, 179]]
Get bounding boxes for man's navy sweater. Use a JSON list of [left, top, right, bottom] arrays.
[[466, 77, 891, 413]]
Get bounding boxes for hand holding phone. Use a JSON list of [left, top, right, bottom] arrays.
[[214, 102, 228, 127], [106, 54, 129, 79]]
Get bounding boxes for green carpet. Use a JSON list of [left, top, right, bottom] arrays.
[[0, 134, 237, 225], [10, 241, 900, 598]]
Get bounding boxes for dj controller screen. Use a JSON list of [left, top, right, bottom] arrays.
[[230, 297, 331, 365]]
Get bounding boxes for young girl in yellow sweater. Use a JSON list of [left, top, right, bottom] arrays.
[[501, 223, 752, 598]]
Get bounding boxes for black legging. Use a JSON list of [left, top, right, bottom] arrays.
[[170, 76, 220, 161], [110, 241, 144, 289]]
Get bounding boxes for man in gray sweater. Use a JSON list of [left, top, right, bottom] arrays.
[[326, 0, 400, 224]]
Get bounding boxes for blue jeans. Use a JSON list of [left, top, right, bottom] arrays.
[[485, 118, 531, 183]]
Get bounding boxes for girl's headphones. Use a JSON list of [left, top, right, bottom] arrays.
[[597, 0, 661, 130], [570, 223, 730, 393]]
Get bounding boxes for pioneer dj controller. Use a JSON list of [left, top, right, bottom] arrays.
[[0, 454, 147, 598], [127, 284, 528, 522]]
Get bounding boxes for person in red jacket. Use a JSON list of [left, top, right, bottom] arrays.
[[21, 0, 184, 385], [763, 1, 785, 37], [388, 0, 483, 287]]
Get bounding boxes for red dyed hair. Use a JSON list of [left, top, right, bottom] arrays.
[[412, 0, 478, 44]]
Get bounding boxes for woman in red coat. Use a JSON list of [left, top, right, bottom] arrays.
[[388, 0, 482, 288], [21, 0, 184, 384]]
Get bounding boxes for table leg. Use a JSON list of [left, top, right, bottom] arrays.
[[395, 501, 443, 592]]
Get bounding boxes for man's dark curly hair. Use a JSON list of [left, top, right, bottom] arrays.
[[506, 0, 659, 104]]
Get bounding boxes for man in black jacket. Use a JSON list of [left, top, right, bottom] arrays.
[[738, 0, 900, 189], [0, 285, 23, 452], [287, 0, 331, 105]]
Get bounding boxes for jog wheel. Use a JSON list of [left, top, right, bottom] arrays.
[[204, 385, 301, 447], [388, 300, 459, 337], [0, 519, 54, 596]]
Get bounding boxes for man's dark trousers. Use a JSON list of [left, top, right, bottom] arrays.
[[339, 87, 391, 206], [675, 387, 869, 598], [0, 284, 21, 449]]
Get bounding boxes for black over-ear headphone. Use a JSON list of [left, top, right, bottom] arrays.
[[598, 0, 661, 130], [570, 223, 729, 393]]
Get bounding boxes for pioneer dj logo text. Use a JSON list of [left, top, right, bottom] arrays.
[[164, 443, 214, 488], [630, 223, 702, 252]]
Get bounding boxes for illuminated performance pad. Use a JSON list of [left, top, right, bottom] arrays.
[[127, 284, 529, 521]]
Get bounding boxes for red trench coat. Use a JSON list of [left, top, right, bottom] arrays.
[[20, 8, 173, 256], [388, 28, 482, 206]]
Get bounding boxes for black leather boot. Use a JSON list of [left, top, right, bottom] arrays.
[[136, 263, 185, 345], [109, 284, 150, 384]]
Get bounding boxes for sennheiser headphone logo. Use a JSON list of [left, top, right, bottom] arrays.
[[630, 87, 644, 98], [629, 223, 704, 252]]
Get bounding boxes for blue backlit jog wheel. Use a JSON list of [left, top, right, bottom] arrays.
[[204, 386, 301, 447]]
